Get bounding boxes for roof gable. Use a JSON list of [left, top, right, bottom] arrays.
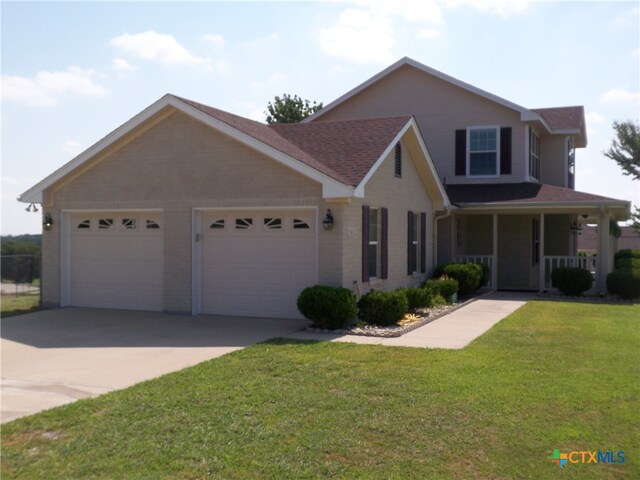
[[304, 57, 587, 146], [19, 94, 448, 208]]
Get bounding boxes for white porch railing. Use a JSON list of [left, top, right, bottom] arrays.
[[543, 255, 597, 290], [454, 255, 494, 288]]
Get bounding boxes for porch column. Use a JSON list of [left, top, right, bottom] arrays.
[[492, 214, 498, 289], [539, 213, 545, 293], [597, 210, 612, 295]]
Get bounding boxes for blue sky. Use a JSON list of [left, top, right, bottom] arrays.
[[2, 0, 638, 235]]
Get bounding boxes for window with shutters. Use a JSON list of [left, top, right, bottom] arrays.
[[467, 126, 500, 177], [409, 212, 419, 274], [529, 127, 540, 181], [368, 208, 380, 279]]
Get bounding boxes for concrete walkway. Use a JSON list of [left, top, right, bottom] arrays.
[[286, 291, 533, 349]]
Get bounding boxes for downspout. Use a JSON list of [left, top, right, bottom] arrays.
[[433, 205, 451, 269]]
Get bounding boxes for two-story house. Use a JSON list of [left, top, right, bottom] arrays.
[[20, 58, 630, 317], [304, 57, 630, 294]]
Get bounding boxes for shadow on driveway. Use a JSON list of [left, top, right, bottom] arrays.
[[1, 307, 309, 349]]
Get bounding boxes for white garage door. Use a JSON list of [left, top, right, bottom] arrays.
[[69, 212, 163, 311], [200, 210, 317, 319]]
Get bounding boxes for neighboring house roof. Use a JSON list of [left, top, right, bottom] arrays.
[[19, 94, 448, 206], [446, 183, 630, 217], [304, 56, 587, 147], [578, 225, 640, 251]]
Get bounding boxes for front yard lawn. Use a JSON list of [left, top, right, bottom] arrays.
[[2, 300, 638, 479]]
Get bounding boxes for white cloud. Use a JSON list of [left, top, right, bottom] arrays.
[[1, 176, 23, 188], [202, 34, 226, 47], [578, 167, 596, 177], [62, 140, 83, 156], [585, 111, 606, 124], [600, 87, 640, 105], [250, 73, 286, 90], [443, 0, 530, 18], [1, 67, 107, 107], [109, 31, 210, 68], [318, 8, 395, 65], [631, 48, 640, 59], [112, 58, 138, 72], [418, 27, 441, 39]]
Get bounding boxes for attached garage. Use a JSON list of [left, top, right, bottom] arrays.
[[65, 212, 163, 311], [197, 209, 318, 319]]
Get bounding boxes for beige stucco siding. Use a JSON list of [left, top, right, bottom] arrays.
[[42, 111, 340, 312], [317, 65, 526, 184], [341, 139, 435, 292]]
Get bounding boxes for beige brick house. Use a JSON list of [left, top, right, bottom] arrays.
[[20, 57, 630, 317], [20, 93, 447, 318]]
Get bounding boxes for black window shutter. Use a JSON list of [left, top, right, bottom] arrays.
[[381, 208, 388, 279], [500, 127, 512, 175], [455, 129, 466, 176], [362, 205, 370, 282], [420, 212, 427, 273], [407, 211, 414, 275]]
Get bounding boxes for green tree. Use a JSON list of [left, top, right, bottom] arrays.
[[604, 120, 640, 232], [604, 120, 639, 180], [265, 94, 322, 124]]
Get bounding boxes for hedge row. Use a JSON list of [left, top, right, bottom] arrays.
[[297, 281, 453, 330]]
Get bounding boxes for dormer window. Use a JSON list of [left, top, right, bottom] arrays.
[[394, 143, 402, 178], [529, 128, 540, 181]]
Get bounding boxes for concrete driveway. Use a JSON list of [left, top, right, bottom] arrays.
[[1, 308, 308, 423]]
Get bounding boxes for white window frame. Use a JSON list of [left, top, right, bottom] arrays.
[[369, 208, 380, 280], [410, 212, 420, 274], [529, 127, 540, 181], [466, 125, 500, 178]]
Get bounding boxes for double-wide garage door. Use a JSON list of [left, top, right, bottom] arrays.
[[69, 212, 163, 311], [200, 210, 317, 319]]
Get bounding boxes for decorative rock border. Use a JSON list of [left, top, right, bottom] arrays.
[[306, 288, 495, 338]]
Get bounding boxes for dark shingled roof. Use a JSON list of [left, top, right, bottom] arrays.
[[446, 183, 621, 205], [532, 106, 584, 131], [175, 95, 411, 186]]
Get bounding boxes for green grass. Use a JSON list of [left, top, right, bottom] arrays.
[[1, 294, 40, 317], [2, 300, 638, 479]]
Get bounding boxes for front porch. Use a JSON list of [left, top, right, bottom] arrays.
[[440, 212, 616, 295]]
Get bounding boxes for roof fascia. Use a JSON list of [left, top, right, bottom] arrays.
[[20, 94, 354, 203], [19, 94, 177, 203]]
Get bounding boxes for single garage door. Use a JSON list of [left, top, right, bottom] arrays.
[[200, 210, 317, 319], [69, 212, 163, 311]]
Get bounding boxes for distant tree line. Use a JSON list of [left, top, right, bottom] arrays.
[[1, 235, 41, 284]]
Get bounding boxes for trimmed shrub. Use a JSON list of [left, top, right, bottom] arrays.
[[297, 285, 357, 329], [551, 267, 594, 297], [433, 263, 483, 294], [398, 287, 432, 312], [423, 277, 459, 301], [358, 290, 408, 326], [607, 269, 640, 299], [615, 257, 640, 270], [614, 249, 640, 261]]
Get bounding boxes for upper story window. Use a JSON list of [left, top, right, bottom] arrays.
[[529, 128, 540, 181], [394, 143, 402, 178], [467, 126, 499, 177], [567, 137, 575, 189]]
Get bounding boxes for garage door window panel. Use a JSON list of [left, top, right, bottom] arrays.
[[99, 218, 114, 230], [264, 218, 282, 230]]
